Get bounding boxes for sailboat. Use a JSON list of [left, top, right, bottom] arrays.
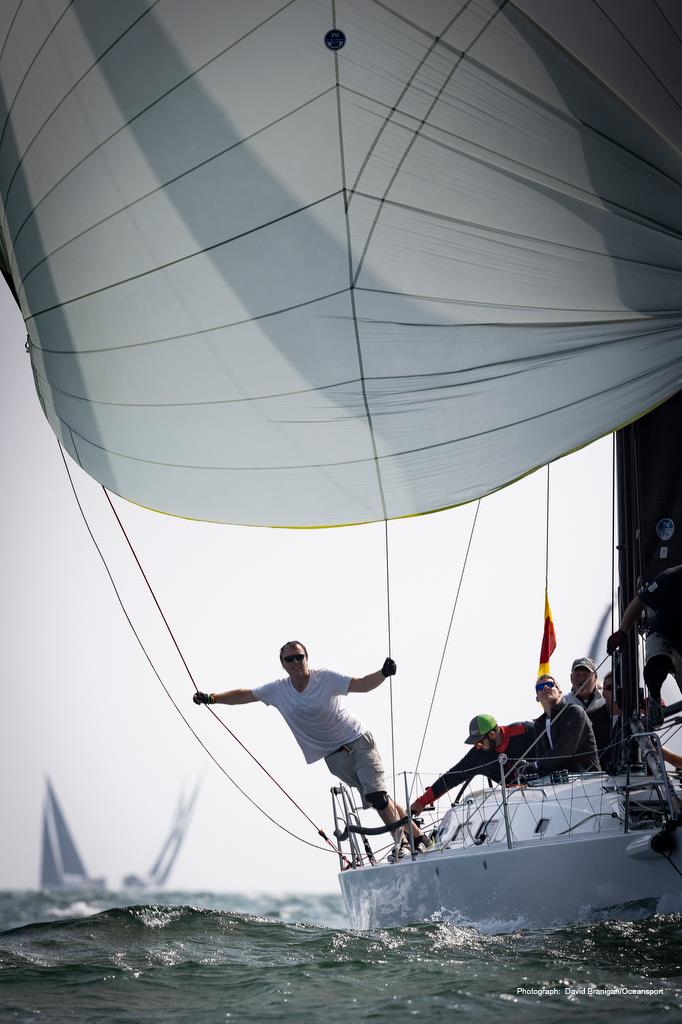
[[2, 2, 681, 921], [122, 782, 200, 890], [335, 391, 682, 928], [40, 778, 106, 891]]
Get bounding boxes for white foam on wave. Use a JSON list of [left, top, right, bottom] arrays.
[[431, 905, 531, 935], [136, 905, 187, 929], [47, 900, 101, 920]]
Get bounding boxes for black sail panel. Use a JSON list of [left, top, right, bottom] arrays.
[[633, 390, 682, 588], [616, 388, 682, 721]]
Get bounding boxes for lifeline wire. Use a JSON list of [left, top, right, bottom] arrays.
[[56, 441, 340, 857], [411, 499, 481, 793]]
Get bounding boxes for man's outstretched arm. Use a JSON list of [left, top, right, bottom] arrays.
[[193, 688, 257, 705], [349, 658, 396, 693]]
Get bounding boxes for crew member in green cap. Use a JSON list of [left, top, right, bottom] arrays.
[[410, 714, 536, 814]]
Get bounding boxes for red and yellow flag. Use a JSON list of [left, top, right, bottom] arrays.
[[538, 587, 556, 677]]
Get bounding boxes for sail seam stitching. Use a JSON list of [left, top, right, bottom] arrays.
[[32, 318, 682, 407], [592, 0, 682, 114], [0, 0, 297, 242], [507, 0, 682, 151], [0, 0, 77, 155], [346, 0, 475, 208], [24, 190, 344, 320], [350, 0, 510, 289], [14, 85, 338, 295], [0, 0, 26, 64], [29, 287, 351, 354], [332, 0, 389, 520], [45, 352, 682, 474], [349, 190, 682, 267]]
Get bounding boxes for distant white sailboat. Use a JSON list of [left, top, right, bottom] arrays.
[[122, 783, 200, 890], [40, 779, 106, 891]]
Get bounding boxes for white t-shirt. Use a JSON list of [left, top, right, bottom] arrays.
[[252, 668, 366, 764]]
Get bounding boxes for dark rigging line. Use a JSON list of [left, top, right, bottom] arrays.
[[56, 441, 339, 856], [99, 485, 342, 855]]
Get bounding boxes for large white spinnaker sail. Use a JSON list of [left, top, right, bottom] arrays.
[[1, 1, 680, 526]]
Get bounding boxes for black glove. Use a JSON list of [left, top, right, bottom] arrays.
[[382, 657, 397, 677], [193, 691, 214, 704], [606, 629, 624, 655]]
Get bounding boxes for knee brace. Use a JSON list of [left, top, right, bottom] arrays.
[[365, 790, 389, 811], [644, 654, 672, 695]]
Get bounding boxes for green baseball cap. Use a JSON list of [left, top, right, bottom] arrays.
[[465, 713, 498, 744]]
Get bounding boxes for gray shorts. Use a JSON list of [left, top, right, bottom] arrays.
[[324, 731, 387, 808], [646, 632, 682, 681]]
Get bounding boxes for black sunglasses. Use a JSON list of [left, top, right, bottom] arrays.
[[282, 653, 306, 663], [536, 680, 556, 692]]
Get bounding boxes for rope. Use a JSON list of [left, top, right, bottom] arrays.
[[544, 464, 550, 587], [411, 499, 481, 792], [99, 486, 342, 854], [384, 517, 397, 800], [56, 442, 342, 857], [611, 432, 616, 636]]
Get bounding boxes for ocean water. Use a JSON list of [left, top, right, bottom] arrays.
[[1, 889, 681, 1022]]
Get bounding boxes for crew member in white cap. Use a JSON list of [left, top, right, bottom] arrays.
[[564, 657, 611, 759]]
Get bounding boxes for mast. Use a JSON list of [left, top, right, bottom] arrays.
[[615, 390, 682, 734], [615, 423, 641, 725], [152, 783, 200, 886], [123, 782, 200, 889]]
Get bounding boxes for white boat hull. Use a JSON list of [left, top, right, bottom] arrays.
[[339, 829, 682, 930], [337, 767, 682, 931]]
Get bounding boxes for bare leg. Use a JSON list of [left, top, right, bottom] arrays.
[[377, 797, 425, 842]]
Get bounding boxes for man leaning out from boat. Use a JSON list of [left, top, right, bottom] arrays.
[[532, 675, 600, 774], [193, 640, 430, 859], [410, 714, 535, 813]]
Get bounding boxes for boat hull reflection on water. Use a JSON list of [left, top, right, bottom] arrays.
[[338, 773, 682, 930]]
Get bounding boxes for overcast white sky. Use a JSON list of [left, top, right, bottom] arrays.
[[2, 280, 680, 893]]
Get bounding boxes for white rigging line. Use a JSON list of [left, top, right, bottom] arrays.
[[410, 499, 482, 796]]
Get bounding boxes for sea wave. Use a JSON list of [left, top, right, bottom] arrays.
[[1, 893, 681, 1023]]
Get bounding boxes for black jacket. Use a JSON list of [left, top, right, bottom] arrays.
[[639, 564, 682, 651], [565, 690, 612, 766], [533, 699, 600, 774]]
